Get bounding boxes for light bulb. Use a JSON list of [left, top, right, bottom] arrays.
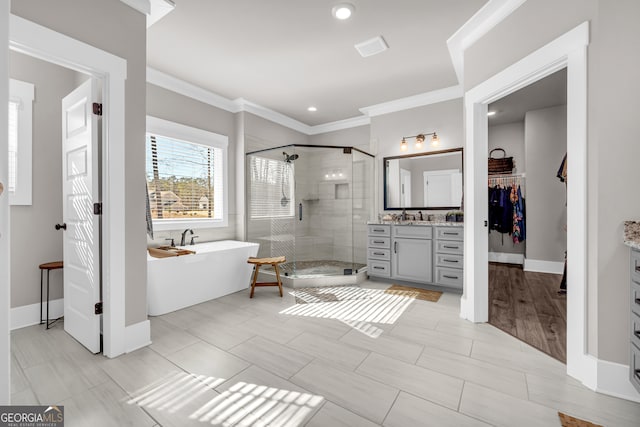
[[400, 138, 408, 152]]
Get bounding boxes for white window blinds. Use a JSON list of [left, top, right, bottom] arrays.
[[8, 101, 18, 193], [146, 133, 223, 221], [249, 156, 295, 219]]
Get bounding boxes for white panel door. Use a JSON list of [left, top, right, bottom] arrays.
[[61, 79, 101, 353]]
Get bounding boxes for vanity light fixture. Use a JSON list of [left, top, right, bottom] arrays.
[[400, 132, 439, 151], [332, 3, 355, 20]]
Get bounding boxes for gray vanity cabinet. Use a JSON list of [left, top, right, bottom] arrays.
[[367, 223, 462, 288], [434, 226, 464, 289], [391, 226, 433, 283], [630, 248, 640, 393]]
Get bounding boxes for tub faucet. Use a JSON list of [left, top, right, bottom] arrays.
[[180, 229, 194, 246]]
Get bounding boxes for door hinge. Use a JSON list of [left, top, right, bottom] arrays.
[[92, 103, 103, 116], [94, 302, 103, 315], [94, 202, 102, 215]]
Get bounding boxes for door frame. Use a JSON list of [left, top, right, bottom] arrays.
[[462, 22, 590, 385], [7, 16, 127, 358]]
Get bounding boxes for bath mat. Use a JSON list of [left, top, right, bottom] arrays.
[[558, 412, 602, 427], [293, 286, 370, 304], [384, 285, 442, 302]]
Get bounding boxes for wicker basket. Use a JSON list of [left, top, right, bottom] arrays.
[[488, 148, 514, 175]]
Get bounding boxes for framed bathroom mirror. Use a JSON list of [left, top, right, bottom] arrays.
[[384, 148, 463, 210]]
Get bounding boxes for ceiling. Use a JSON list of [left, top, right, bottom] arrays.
[[147, 0, 487, 126], [489, 68, 567, 126]]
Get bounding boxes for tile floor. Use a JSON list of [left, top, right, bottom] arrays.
[[10, 280, 640, 426]]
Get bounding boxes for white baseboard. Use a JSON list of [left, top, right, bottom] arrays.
[[523, 258, 564, 274], [125, 319, 151, 353], [488, 252, 524, 265], [596, 358, 640, 403], [11, 299, 64, 330]]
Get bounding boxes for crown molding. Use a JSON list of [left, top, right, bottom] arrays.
[[148, 0, 175, 28], [447, 0, 527, 84], [308, 115, 371, 135], [120, 0, 151, 15], [359, 85, 463, 117], [147, 67, 240, 113], [235, 98, 311, 135]]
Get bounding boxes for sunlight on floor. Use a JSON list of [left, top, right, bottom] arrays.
[[280, 286, 417, 338], [191, 381, 324, 426], [127, 371, 324, 426]]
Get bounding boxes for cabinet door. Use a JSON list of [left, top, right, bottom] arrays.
[[392, 237, 432, 283]]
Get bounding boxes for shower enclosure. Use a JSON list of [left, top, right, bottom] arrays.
[[246, 145, 375, 286]]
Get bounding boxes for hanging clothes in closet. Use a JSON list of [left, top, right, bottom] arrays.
[[488, 175, 526, 244]]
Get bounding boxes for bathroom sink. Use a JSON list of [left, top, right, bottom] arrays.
[[148, 246, 195, 258]]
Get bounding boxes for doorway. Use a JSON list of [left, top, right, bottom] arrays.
[[486, 69, 568, 362], [462, 22, 589, 383]]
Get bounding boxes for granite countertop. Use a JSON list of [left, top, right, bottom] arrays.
[[623, 221, 640, 249], [368, 220, 464, 227]]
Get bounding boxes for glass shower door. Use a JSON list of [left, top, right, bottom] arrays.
[[246, 147, 297, 275]]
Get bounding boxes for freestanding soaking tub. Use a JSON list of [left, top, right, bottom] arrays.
[[147, 240, 259, 315]]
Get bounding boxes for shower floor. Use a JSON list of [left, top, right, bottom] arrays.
[[259, 260, 367, 288]]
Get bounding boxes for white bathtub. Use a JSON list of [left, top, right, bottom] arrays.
[[147, 240, 259, 316]]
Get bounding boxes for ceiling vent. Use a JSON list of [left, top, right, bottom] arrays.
[[354, 36, 389, 58]]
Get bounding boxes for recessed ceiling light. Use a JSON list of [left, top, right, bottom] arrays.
[[487, 111, 497, 116], [307, 106, 317, 112], [332, 3, 354, 20]]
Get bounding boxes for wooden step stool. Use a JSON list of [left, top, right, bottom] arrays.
[[247, 256, 286, 298]]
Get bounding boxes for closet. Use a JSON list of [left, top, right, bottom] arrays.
[[485, 69, 568, 363]]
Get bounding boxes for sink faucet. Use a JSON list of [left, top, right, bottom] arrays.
[[180, 229, 194, 246], [401, 209, 407, 221]]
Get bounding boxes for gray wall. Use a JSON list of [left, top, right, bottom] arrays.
[[488, 122, 525, 256], [465, 0, 640, 364], [12, 0, 148, 326], [524, 105, 567, 263], [9, 51, 82, 308], [146, 83, 238, 245], [244, 113, 309, 153], [371, 98, 464, 213], [309, 125, 371, 153]]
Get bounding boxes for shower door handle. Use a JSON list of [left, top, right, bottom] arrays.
[[298, 203, 302, 221]]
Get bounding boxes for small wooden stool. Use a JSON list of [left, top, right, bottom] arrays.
[[39, 261, 63, 329], [247, 256, 286, 298]]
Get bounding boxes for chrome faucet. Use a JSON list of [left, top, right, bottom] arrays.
[[180, 229, 194, 246], [401, 209, 407, 221]]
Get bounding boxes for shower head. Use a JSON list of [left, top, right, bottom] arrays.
[[283, 152, 299, 163]]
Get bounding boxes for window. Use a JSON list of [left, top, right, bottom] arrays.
[[249, 155, 295, 219], [146, 116, 228, 230], [8, 79, 34, 205]]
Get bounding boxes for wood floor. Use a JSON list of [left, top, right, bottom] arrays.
[[488, 262, 567, 363]]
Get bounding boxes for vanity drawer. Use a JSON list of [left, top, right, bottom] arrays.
[[435, 267, 463, 289], [436, 253, 463, 269], [436, 240, 463, 255], [435, 227, 463, 241], [368, 248, 390, 261], [368, 225, 390, 237], [632, 249, 640, 284], [632, 280, 640, 316], [631, 343, 640, 393], [393, 225, 432, 239], [632, 310, 640, 350], [368, 260, 391, 277], [368, 237, 390, 248]]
